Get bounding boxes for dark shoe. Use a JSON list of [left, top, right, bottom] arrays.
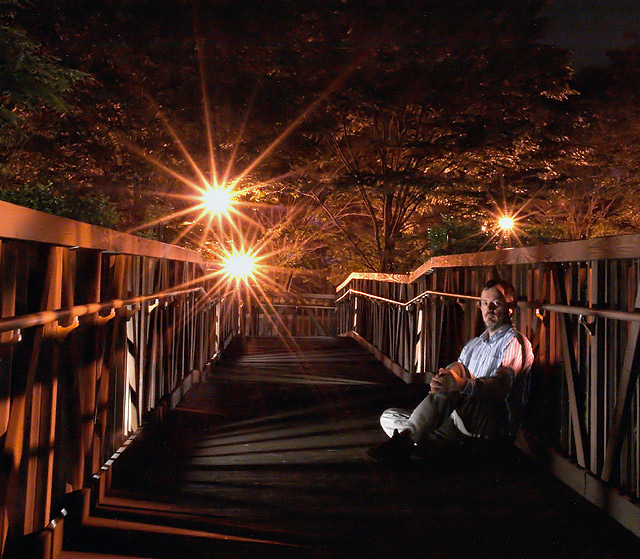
[[366, 429, 414, 461]]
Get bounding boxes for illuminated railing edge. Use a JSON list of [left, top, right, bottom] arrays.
[[336, 288, 640, 323], [0, 200, 204, 264], [336, 232, 640, 292]]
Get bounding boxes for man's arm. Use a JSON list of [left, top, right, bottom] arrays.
[[430, 335, 533, 399], [461, 335, 533, 400], [429, 361, 468, 394]]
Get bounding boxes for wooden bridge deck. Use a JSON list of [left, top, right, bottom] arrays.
[[67, 337, 640, 558]]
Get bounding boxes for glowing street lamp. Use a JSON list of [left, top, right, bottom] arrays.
[[495, 214, 517, 249], [498, 215, 515, 232], [223, 251, 256, 282], [202, 186, 234, 216]]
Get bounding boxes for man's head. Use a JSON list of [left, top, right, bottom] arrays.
[[479, 279, 517, 334]]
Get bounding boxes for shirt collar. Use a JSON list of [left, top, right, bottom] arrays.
[[480, 323, 513, 344]]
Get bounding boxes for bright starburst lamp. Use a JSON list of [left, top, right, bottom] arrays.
[[498, 215, 515, 232], [203, 186, 234, 216], [223, 251, 256, 282]]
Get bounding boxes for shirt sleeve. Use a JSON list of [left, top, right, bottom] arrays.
[[461, 334, 533, 400], [458, 341, 470, 366]]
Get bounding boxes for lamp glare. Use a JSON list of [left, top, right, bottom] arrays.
[[203, 187, 233, 215], [224, 252, 256, 280], [498, 216, 515, 232]]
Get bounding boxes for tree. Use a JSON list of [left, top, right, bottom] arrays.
[[13, 0, 638, 286], [527, 44, 640, 240], [1, 1, 201, 231], [265, 0, 575, 274], [0, 0, 89, 137]]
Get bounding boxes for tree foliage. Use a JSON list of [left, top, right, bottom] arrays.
[[0, 0, 125, 224], [0, 181, 119, 227], [0, 0, 89, 132], [529, 47, 640, 240], [3, 0, 640, 286], [261, 1, 575, 275]]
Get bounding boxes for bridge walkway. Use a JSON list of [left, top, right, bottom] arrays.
[[63, 337, 640, 559]]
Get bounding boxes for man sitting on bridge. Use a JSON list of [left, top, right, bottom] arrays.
[[367, 278, 534, 461]]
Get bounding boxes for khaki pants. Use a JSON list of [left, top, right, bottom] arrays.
[[380, 391, 510, 444]]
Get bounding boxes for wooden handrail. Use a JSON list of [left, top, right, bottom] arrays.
[[0, 200, 204, 263], [337, 287, 640, 322], [0, 287, 211, 334], [336, 232, 640, 291]]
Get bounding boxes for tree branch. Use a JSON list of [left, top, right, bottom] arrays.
[[302, 190, 377, 271]]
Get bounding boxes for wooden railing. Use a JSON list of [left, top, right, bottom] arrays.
[[244, 293, 336, 338], [0, 201, 241, 555], [336, 234, 640, 538]]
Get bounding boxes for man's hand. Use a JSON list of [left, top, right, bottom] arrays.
[[429, 366, 466, 394]]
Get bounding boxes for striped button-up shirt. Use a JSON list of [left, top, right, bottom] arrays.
[[453, 323, 534, 437]]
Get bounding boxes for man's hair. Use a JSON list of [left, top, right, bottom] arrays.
[[483, 279, 517, 308]]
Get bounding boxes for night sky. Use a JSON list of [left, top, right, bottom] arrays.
[[543, 0, 640, 67]]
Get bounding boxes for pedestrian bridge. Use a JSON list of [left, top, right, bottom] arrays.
[[2, 200, 640, 558]]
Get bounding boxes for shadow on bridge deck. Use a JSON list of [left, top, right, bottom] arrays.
[[70, 337, 640, 558]]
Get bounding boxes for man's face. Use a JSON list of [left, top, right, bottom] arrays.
[[480, 286, 511, 334]]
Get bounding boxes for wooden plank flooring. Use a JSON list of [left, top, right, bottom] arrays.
[[99, 337, 640, 558]]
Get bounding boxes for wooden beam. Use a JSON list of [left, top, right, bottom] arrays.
[[589, 261, 605, 476], [25, 247, 64, 533], [0, 201, 203, 265], [337, 233, 640, 291], [552, 265, 587, 468], [602, 282, 640, 483]]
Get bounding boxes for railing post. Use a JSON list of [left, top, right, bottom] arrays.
[[589, 260, 605, 476], [24, 246, 64, 535], [552, 264, 587, 468], [108, 254, 130, 456], [72, 249, 103, 487], [414, 300, 424, 375], [353, 294, 359, 333], [602, 281, 640, 483], [0, 241, 19, 555], [215, 300, 222, 353]]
